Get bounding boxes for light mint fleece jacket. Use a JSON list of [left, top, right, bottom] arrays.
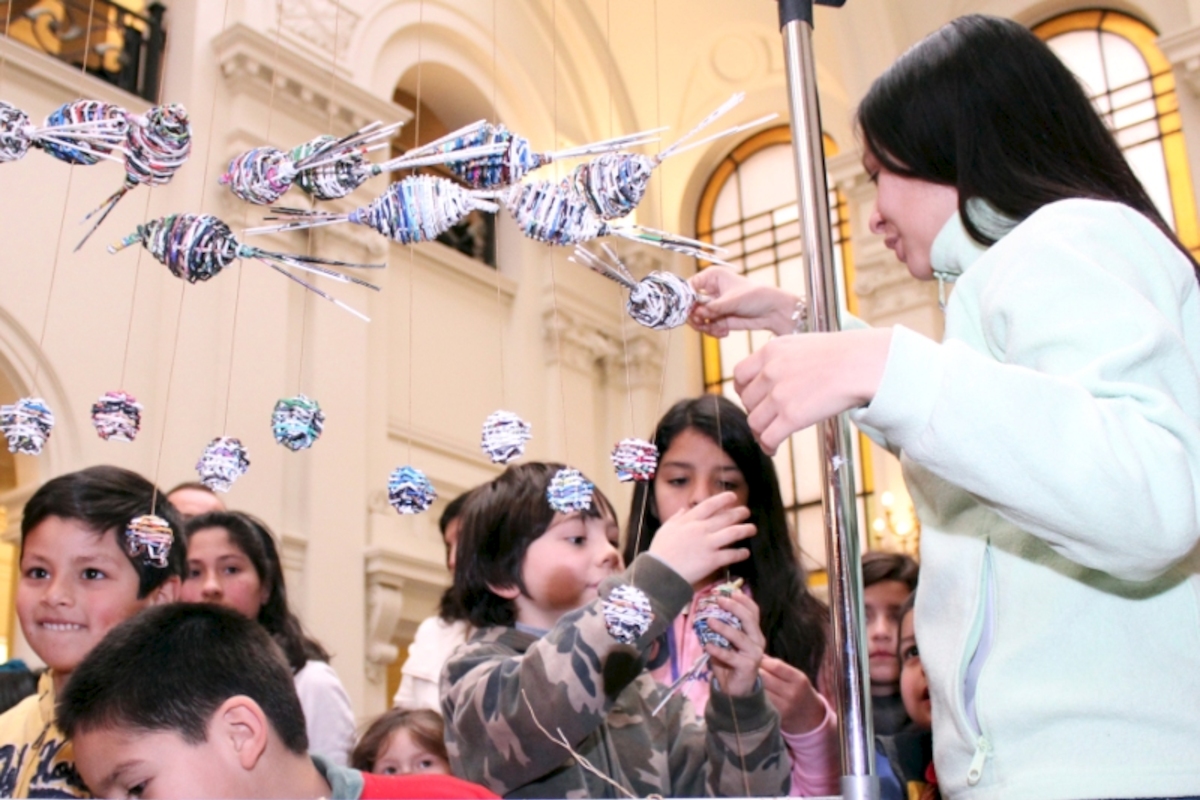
[[850, 198, 1200, 800]]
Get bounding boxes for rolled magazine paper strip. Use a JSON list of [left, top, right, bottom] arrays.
[[480, 410, 531, 464], [0, 397, 54, 455], [388, 465, 436, 514], [692, 579, 745, 648], [109, 214, 383, 322], [610, 438, 658, 482], [569, 245, 698, 329], [91, 390, 143, 442], [0, 99, 128, 166], [125, 514, 174, 569], [272, 394, 325, 451], [197, 436, 251, 492], [602, 584, 653, 645], [77, 104, 193, 250], [546, 467, 594, 514]]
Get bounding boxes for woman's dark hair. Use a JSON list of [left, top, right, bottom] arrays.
[[351, 708, 447, 773], [446, 463, 616, 629], [624, 395, 828, 683], [21, 465, 186, 598], [58, 603, 308, 755], [183, 511, 330, 672], [856, 13, 1200, 279]]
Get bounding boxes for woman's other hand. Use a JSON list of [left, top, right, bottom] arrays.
[[760, 655, 827, 734]]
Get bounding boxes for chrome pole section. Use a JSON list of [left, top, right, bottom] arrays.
[[776, 2, 878, 799]]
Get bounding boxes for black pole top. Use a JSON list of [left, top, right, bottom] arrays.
[[778, 0, 846, 29]]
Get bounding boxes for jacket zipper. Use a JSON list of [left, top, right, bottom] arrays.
[[959, 542, 995, 786]]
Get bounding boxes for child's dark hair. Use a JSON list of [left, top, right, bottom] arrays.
[[184, 511, 331, 672], [623, 395, 828, 683], [856, 13, 1200, 279], [57, 603, 308, 754], [437, 487, 480, 623], [447, 463, 615, 628], [0, 663, 40, 715], [351, 708, 447, 772], [21, 465, 186, 598], [862, 551, 919, 592]]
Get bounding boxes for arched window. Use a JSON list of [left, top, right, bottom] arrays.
[[695, 127, 871, 577], [1034, 9, 1200, 256]]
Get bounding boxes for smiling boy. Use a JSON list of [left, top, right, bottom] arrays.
[[0, 466, 185, 798]]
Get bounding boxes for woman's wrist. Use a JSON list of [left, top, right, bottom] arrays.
[[769, 291, 805, 336]]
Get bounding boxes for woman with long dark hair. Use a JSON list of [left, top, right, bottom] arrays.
[[693, 14, 1200, 799], [625, 395, 838, 796], [181, 511, 356, 766]]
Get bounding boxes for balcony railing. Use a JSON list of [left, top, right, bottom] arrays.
[[1, 1, 166, 102]]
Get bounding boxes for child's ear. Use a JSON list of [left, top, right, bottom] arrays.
[[212, 696, 270, 771], [148, 575, 181, 604], [486, 583, 521, 600]]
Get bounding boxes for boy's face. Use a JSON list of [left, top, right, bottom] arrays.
[[73, 724, 235, 799], [507, 511, 622, 630], [17, 516, 166, 679], [898, 609, 932, 730], [863, 578, 909, 690]]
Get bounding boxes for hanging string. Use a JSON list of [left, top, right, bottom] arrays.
[[407, 0, 425, 464], [491, 0, 506, 409], [547, 0, 572, 466], [149, 0, 235, 514]]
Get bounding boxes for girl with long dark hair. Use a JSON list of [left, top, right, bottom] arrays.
[[625, 395, 838, 796], [181, 511, 357, 766], [693, 14, 1200, 799]]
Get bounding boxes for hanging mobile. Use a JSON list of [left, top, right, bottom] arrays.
[[272, 394, 325, 451], [610, 438, 658, 482], [651, 578, 745, 715], [504, 179, 726, 263], [571, 94, 776, 220], [109, 213, 383, 321], [547, 467, 594, 513], [197, 436, 251, 492], [0, 99, 128, 166], [246, 174, 499, 246], [569, 244, 698, 330], [480, 410, 531, 464], [388, 465, 436, 514], [91, 390, 143, 442], [220, 120, 504, 205], [0, 397, 55, 455], [125, 514, 174, 568], [76, 104, 193, 249], [438, 122, 663, 190]]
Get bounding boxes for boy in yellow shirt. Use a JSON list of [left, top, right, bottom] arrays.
[[0, 466, 184, 797]]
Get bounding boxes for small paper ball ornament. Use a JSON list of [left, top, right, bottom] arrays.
[[480, 410, 531, 464], [125, 514, 174, 569], [196, 437, 250, 492], [0, 101, 33, 163], [272, 395, 325, 451], [0, 397, 55, 455], [91, 391, 143, 442], [627, 271, 696, 330], [388, 466, 436, 514], [610, 438, 658, 482], [693, 590, 743, 649], [547, 467, 594, 513], [603, 585, 653, 645]]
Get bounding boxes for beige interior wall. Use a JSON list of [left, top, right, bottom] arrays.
[[2, 0, 1199, 721]]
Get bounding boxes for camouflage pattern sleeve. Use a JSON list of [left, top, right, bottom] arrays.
[[704, 687, 792, 796], [442, 554, 693, 794]]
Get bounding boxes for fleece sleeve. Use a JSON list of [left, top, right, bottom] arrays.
[[441, 554, 692, 794], [854, 201, 1200, 581]]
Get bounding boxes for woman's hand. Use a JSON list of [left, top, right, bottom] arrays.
[[734, 328, 894, 454], [648, 492, 755, 585], [760, 656, 827, 735], [705, 591, 766, 698], [689, 267, 800, 337]]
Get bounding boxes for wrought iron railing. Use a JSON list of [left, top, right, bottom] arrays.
[[1, 1, 166, 102]]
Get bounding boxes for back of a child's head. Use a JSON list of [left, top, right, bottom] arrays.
[[22, 465, 186, 597], [862, 551, 919, 592], [351, 708, 447, 773], [57, 602, 308, 755], [0, 662, 40, 715], [447, 463, 614, 628]]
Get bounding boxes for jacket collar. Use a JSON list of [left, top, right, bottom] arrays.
[[929, 199, 1017, 303]]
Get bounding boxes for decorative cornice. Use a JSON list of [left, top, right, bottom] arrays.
[[277, 0, 361, 65], [212, 23, 409, 134], [542, 307, 619, 373], [1159, 25, 1200, 99]]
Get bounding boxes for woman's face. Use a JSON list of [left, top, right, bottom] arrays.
[[180, 528, 268, 620], [865, 151, 960, 280], [653, 427, 750, 521]]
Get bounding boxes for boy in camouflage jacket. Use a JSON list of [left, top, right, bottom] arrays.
[[441, 463, 790, 798]]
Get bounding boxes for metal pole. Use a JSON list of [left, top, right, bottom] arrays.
[[776, 2, 878, 799]]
